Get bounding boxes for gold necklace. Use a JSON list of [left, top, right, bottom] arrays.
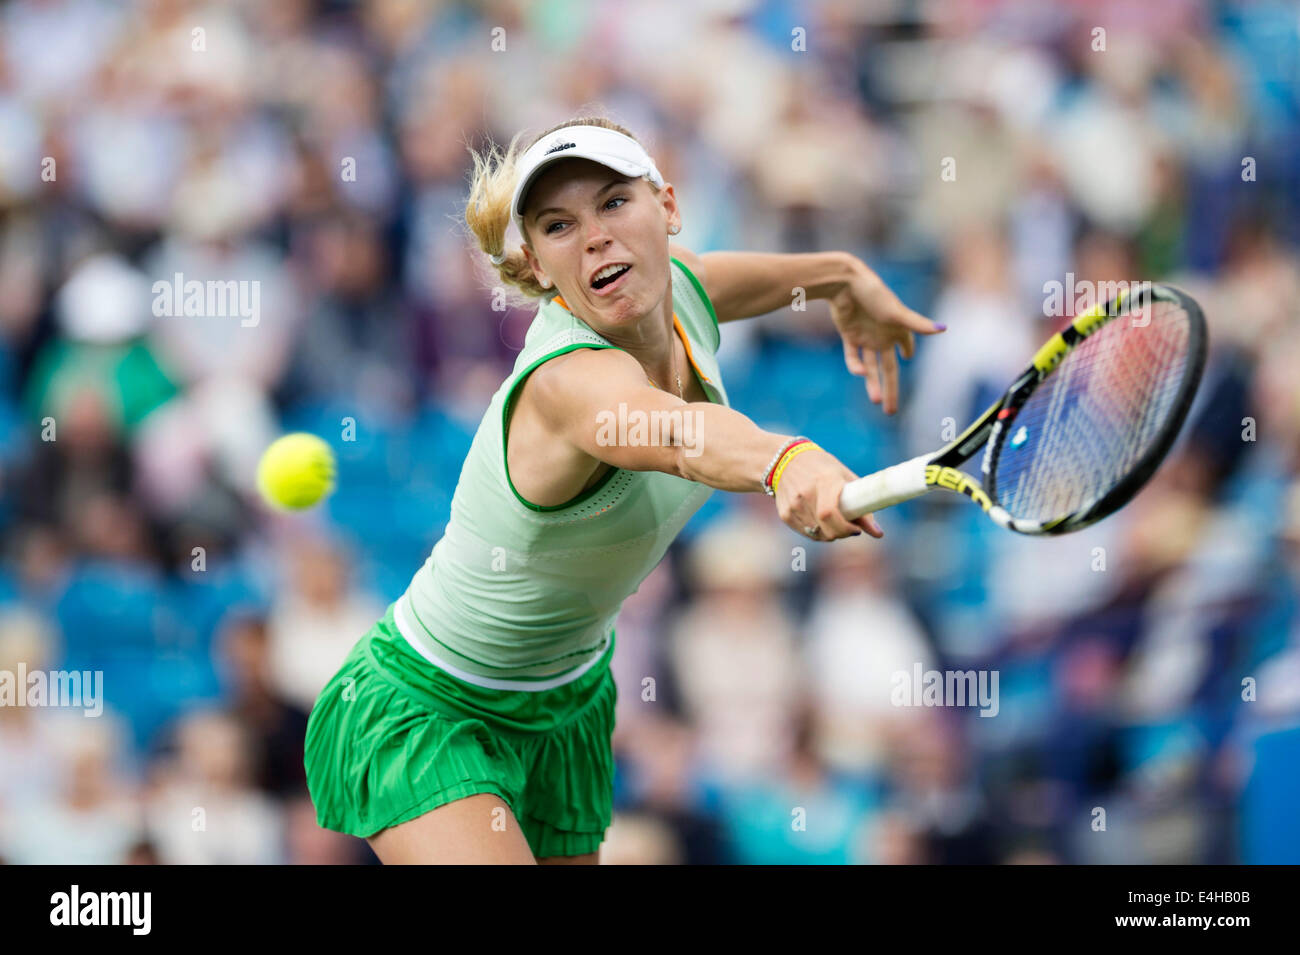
[[648, 332, 684, 400], [551, 294, 685, 398]]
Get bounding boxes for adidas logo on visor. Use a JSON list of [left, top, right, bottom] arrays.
[[545, 141, 577, 154]]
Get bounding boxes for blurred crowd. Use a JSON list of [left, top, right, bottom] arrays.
[[1, 0, 1298, 864]]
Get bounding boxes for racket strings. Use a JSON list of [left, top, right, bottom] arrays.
[[1015, 305, 1187, 517], [992, 300, 1191, 522], [1037, 310, 1186, 514]]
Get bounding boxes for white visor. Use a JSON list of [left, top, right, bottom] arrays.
[[509, 125, 664, 237]]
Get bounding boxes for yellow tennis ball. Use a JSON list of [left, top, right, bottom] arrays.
[[257, 433, 336, 510]]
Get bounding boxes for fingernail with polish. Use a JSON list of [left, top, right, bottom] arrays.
[[934, 323, 947, 331]]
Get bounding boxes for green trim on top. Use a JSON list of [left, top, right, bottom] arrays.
[[670, 256, 720, 341], [501, 342, 621, 512]]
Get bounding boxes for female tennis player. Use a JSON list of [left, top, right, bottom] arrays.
[[304, 117, 942, 864]]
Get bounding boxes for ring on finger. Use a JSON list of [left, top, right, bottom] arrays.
[[803, 525, 820, 538]]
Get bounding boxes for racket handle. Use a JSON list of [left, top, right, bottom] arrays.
[[839, 454, 932, 519]]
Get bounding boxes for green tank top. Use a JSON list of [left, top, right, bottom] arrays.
[[395, 258, 728, 690]]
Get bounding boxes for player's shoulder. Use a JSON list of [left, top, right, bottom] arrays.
[[525, 345, 643, 412], [668, 243, 708, 286], [534, 343, 639, 377]]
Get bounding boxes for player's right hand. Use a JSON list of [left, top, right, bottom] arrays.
[[774, 447, 884, 541]]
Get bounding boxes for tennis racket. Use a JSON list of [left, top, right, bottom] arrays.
[[839, 283, 1208, 535]]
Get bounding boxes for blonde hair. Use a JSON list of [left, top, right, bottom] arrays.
[[464, 116, 653, 301]]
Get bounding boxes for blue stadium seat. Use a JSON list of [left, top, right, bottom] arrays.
[[93, 648, 222, 753], [1241, 722, 1300, 864], [165, 562, 271, 658], [53, 561, 168, 669]]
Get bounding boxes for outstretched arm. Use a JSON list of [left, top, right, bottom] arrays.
[[528, 346, 884, 540], [672, 246, 856, 322], [670, 245, 946, 414]]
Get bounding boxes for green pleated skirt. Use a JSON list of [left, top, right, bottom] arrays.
[[304, 602, 617, 858]]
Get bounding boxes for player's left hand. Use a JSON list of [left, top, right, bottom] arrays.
[[828, 264, 945, 415]]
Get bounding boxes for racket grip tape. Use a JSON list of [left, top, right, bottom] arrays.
[[839, 453, 932, 519]]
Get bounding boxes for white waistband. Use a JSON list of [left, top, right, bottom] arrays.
[[392, 595, 610, 692]]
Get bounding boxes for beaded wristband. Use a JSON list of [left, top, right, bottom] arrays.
[[771, 441, 820, 496], [762, 436, 808, 497]]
